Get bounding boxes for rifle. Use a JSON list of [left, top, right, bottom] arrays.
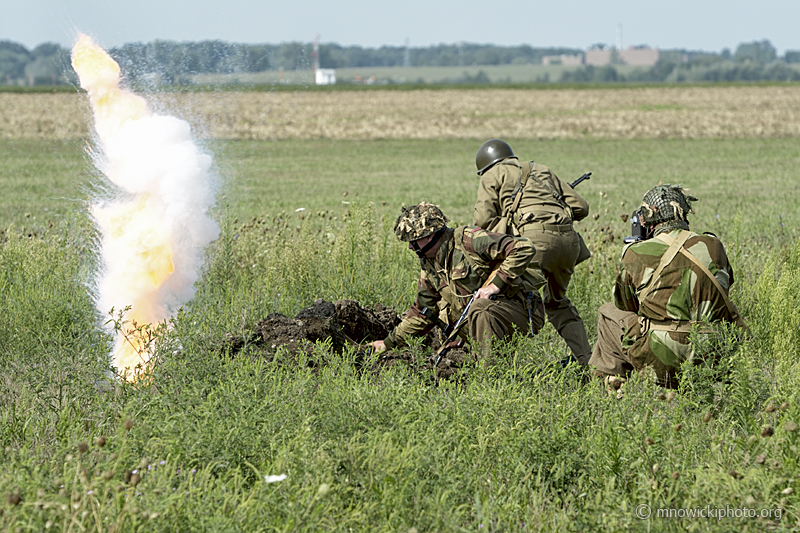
[[550, 172, 592, 212], [433, 266, 502, 367], [569, 172, 591, 189]]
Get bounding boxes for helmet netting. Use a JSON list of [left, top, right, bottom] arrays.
[[639, 185, 697, 227], [394, 202, 449, 242]]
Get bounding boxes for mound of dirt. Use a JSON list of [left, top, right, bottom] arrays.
[[220, 298, 468, 378]]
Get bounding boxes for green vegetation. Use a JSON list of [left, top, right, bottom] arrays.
[[2, 136, 800, 531], [0, 139, 91, 231]]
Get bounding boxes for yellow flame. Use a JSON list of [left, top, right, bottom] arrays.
[[114, 331, 150, 381], [100, 195, 176, 290], [95, 196, 175, 377], [71, 34, 148, 135], [72, 35, 175, 379], [114, 302, 166, 381]]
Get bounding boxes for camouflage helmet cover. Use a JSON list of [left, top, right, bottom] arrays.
[[476, 139, 516, 175], [394, 202, 449, 242], [639, 184, 697, 227]]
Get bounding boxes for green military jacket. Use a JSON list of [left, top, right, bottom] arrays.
[[473, 158, 589, 231], [613, 228, 737, 370], [383, 226, 535, 349]]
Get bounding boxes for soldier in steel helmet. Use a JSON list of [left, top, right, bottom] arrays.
[[590, 184, 747, 388], [472, 139, 593, 365], [370, 202, 545, 358]]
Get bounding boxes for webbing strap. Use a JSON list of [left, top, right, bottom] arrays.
[[643, 320, 695, 333], [656, 231, 748, 330], [507, 161, 574, 224], [507, 161, 532, 217], [638, 230, 692, 304]]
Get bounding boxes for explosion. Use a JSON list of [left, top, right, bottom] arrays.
[[71, 34, 219, 379]]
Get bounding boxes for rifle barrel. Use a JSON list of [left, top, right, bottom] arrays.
[[569, 172, 592, 189]]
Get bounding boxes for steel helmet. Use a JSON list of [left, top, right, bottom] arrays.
[[476, 139, 516, 175], [394, 202, 449, 242], [639, 184, 697, 227]]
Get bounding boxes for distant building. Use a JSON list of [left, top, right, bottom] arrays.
[[619, 46, 660, 66], [583, 46, 660, 67], [315, 69, 336, 85], [542, 54, 583, 66], [585, 49, 612, 66]]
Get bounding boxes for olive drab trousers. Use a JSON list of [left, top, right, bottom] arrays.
[[589, 302, 680, 388], [588, 303, 636, 377], [521, 226, 593, 362], [467, 295, 544, 359]]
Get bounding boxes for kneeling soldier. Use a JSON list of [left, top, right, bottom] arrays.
[[371, 202, 545, 359], [589, 185, 746, 388]]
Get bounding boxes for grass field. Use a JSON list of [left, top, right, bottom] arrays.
[[2, 87, 800, 531]]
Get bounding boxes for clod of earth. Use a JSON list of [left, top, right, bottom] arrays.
[[220, 298, 469, 378]]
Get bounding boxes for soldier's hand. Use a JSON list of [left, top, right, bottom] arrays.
[[476, 282, 500, 300], [370, 340, 387, 352]]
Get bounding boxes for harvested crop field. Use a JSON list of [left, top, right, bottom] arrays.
[[3, 85, 800, 140]]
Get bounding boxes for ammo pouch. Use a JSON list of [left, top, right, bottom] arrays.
[[519, 263, 547, 293], [576, 233, 591, 265], [485, 216, 519, 237], [436, 283, 463, 324]]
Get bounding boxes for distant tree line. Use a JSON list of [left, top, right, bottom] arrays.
[[0, 41, 70, 85], [1, 37, 799, 86], [319, 43, 584, 68], [0, 40, 585, 85], [560, 40, 800, 83]]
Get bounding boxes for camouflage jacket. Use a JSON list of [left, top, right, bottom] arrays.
[[383, 226, 535, 349], [614, 228, 737, 369], [473, 158, 589, 230]]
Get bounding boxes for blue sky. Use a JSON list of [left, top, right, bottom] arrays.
[[4, 0, 799, 54]]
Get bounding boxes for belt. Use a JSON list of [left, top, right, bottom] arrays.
[[537, 223, 573, 232], [640, 317, 711, 333], [512, 211, 573, 232]]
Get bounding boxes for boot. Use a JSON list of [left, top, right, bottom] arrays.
[[559, 321, 593, 365]]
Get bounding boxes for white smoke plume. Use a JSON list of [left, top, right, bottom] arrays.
[[71, 34, 219, 379]]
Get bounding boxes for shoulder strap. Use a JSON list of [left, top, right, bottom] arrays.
[[454, 226, 466, 247], [529, 164, 573, 221], [638, 230, 692, 304], [453, 226, 478, 270], [677, 243, 747, 330], [506, 161, 532, 218], [455, 226, 500, 278], [654, 231, 747, 330]]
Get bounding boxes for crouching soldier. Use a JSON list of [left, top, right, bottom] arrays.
[[472, 139, 593, 365], [589, 184, 747, 388], [370, 202, 545, 359]]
